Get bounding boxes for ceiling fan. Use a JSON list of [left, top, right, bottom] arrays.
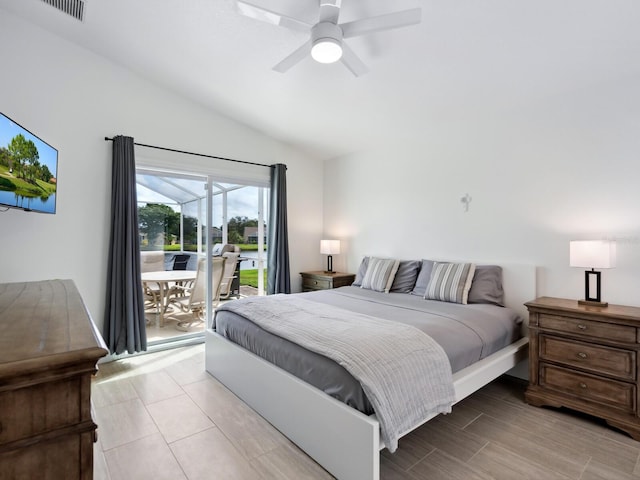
[[237, 0, 422, 76]]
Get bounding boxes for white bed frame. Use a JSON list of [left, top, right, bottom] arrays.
[[205, 264, 535, 480]]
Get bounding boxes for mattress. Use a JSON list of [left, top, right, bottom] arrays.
[[215, 286, 523, 414]]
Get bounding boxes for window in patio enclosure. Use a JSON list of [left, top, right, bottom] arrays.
[[222, 184, 268, 296], [136, 171, 207, 261]]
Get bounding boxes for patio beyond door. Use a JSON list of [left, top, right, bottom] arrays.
[[136, 168, 268, 345]]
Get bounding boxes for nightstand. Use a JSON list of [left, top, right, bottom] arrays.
[[525, 296, 640, 440], [300, 271, 355, 292]]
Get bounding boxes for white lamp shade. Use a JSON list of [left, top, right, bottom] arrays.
[[569, 240, 616, 269], [320, 239, 341, 255]]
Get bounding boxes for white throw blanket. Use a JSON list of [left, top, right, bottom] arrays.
[[216, 294, 455, 452]]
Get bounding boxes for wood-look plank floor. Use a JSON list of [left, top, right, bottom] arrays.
[[93, 344, 640, 480]]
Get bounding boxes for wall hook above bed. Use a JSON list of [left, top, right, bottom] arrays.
[[461, 193, 472, 212]]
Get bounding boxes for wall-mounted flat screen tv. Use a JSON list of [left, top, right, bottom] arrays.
[[0, 112, 58, 214]]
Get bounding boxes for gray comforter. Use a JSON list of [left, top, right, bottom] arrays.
[[216, 294, 455, 453]]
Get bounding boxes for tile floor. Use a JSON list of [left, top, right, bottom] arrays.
[[92, 344, 331, 480], [93, 344, 640, 480]]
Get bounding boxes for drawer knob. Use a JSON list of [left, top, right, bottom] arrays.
[[577, 324, 587, 330], [577, 352, 588, 359], [579, 382, 588, 389]]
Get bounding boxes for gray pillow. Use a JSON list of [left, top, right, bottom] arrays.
[[424, 262, 476, 304], [410, 259, 435, 296], [352, 256, 370, 286], [361, 257, 400, 293], [390, 260, 421, 293], [467, 265, 505, 306]]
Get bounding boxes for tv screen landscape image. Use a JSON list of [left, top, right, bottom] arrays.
[[0, 112, 58, 214]]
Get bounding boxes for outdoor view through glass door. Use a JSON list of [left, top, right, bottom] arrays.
[[136, 168, 268, 345]]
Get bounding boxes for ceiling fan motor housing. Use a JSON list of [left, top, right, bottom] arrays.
[[312, 22, 343, 46], [311, 22, 343, 63]]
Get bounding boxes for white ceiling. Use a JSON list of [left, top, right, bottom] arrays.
[[1, 0, 639, 160]]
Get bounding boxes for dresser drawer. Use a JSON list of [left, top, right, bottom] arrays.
[[0, 377, 81, 445], [539, 314, 635, 343], [303, 277, 331, 290], [540, 364, 635, 412], [540, 335, 636, 380], [0, 432, 86, 479]]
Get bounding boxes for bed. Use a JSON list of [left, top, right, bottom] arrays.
[[205, 260, 534, 480]]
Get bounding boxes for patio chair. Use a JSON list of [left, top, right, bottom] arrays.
[[219, 252, 240, 299], [167, 254, 194, 306], [169, 256, 226, 331], [140, 251, 165, 273], [171, 254, 191, 271], [140, 251, 165, 315]]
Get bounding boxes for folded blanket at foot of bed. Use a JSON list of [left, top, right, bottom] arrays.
[[216, 294, 455, 452]]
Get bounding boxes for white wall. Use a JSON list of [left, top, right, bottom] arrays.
[[0, 11, 323, 332], [323, 73, 640, 307]]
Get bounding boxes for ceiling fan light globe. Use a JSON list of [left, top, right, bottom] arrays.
[[311, 38, 343, 63]]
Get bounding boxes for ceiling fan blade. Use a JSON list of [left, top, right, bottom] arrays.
[[340, 43, 368, 77], [341, 8, 421, 38], [237, 1, 311, 32], [319, 0, 342, 24], [273, 41, 312, 73]]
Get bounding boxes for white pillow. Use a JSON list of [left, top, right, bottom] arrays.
[[424, 262, 476, 304], [360, 257, 400, 293]]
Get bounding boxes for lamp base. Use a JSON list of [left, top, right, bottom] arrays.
[[324, 255, 334, 274], [578, 299, 608, 308]]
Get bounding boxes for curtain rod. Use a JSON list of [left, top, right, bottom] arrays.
[[104, 137, 284, 169]]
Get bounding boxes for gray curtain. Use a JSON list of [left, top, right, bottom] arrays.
[[267, 163, 291, 294], [104, 136, 147, 354]]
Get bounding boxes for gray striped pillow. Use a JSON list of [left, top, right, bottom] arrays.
[[360, 257, 400, 293], [424, 262, 476, 304]]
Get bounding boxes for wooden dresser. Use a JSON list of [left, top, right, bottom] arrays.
[[300, 271, 355, 292], [0, 280, 108, 479], [525, 296, 640, 440]]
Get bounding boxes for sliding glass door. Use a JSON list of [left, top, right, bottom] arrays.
[[136, 167, 268, 345]]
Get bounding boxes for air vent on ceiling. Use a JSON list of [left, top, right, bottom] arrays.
[[40, 0, 85, 22]]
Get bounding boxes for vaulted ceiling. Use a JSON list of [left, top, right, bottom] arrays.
[[1, 0, 639, 160]]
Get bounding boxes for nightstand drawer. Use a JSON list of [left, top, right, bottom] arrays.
[[303, 277, 331, 290], [539, 335, 635, 380], [332, 276, 355, 288], [300, 271, 356, 292], [540, 364, 635, 412], [539, 314, 635, 342]]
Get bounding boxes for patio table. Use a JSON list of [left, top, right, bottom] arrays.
[[142, 270, 196, 327]]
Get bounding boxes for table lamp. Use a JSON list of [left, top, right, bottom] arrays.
[[569, 240, 616, 307], [320, 239, 341, 274]]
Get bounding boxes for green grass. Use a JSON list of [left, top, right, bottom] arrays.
[[35, 178, 56, 194], [240, 269, 267, 288], [0, 165, 56, 197], [162, 245, 183, 251], [152, 243, 266, 253], [0, 177, 15, 190], [234, 244, 266, 252]]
